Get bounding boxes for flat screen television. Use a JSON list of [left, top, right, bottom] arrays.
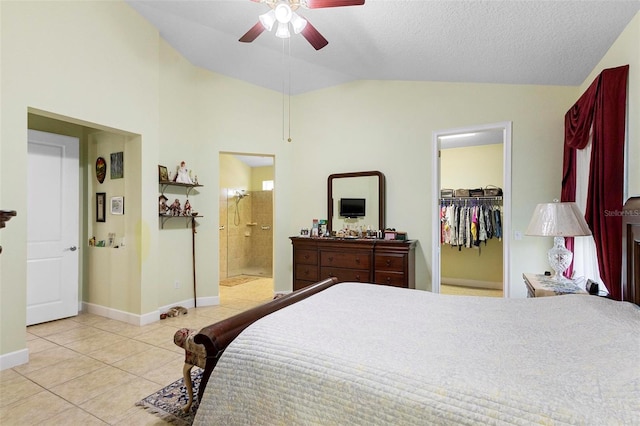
[[339, 198, 366, 218]]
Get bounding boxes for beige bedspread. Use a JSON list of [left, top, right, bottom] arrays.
[[194, 283, 640, 425]]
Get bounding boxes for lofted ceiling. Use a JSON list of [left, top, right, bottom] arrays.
[[127, 0, 639, 95]]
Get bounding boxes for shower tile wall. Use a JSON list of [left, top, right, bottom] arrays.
[[220, 189, 273, 279], [227, 192, 251, 277], [249, 191, 273, 275]]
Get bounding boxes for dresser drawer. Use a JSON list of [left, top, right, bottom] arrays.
[[295, 265, 318, 282], [320, 251, 371, 269], [374, 254, 405, 272], [295, 249, 317, 265], [321, 266, 370, 283], [373, 271, 407, 287]]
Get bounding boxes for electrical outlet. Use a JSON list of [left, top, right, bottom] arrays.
[[514, 231, 523, 241], [174, 280, 180, 289]]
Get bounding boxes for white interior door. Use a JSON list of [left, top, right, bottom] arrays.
[[27, 130, 79, 325]]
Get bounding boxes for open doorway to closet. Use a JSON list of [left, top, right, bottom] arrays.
[[432, 122, 511, 297], [219, 153, 274, 290]]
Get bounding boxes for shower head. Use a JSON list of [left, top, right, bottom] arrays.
[[235, 190, 249, 199]]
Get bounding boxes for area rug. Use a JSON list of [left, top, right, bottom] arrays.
[[136, 369, 202, 425], [220, 275, 260, 287]]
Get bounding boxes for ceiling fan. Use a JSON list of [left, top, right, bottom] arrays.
[[239, 0, 365, 50]]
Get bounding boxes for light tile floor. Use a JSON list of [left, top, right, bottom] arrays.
[[0, 277, 274, 426]]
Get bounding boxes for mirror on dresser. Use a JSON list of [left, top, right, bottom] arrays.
[[327, 171, 385, 234]]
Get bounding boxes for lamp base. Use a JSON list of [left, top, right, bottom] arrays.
[[547, 236, 573, 281]]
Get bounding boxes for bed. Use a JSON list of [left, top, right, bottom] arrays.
[[192, 279, 639, 425]]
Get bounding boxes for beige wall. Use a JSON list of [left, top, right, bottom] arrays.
[[1, 1, 637, 368], [292, 81, 577, 295], [1, 1, 162, 364], [251, 165, 275, 191]]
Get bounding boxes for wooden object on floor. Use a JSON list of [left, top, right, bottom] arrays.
[[290, 237, 416, 291]]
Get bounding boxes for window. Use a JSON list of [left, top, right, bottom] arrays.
[[262, 180, 274, 191]]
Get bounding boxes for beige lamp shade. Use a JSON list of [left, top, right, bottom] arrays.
[[525, 201, 592, 237]]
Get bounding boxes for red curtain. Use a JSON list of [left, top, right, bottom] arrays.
[[561, 65, 628, 300]]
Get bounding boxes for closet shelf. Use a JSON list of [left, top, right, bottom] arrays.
[[440, 196, 502, 201]]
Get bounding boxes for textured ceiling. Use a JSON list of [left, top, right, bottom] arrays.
[[126, 0, 639, 95]]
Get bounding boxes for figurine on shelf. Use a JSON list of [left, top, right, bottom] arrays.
[[175, 161, 193, 184], [169, 198, 181, 216], [159, 195, 169, 215], [182, 199, 192, 217]]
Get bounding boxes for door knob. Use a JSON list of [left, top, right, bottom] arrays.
[[68, 246, 77, 252]]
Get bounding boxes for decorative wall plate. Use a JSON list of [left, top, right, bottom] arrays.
[[96, 157, 106, 183]]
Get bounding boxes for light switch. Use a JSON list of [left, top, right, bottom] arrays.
[[514, 230, 523, 241]]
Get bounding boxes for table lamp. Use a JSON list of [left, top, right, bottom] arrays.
[[525, 200, 592, 281]]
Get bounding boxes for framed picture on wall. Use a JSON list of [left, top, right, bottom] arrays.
[[110, 152, 124, 179], [158, 165, 169, 182], [111, 196, 124, 215], [96, 192, 106, 222]]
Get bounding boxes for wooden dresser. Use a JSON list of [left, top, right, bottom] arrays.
[[290, 237, 416, 291]]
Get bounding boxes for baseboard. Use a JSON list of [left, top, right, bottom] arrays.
[[81, 302, 158, 326], [158, 295, 218, 312], [81, 296, 221, 327], [0, 348, 29, 371], [196, 296, 218, 307], [441, 277, 502, 290]]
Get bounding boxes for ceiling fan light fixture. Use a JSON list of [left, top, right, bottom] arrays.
[[275, 21, 291, 38], [274, 2, 293, 23], [259, 9, 276, 31], [290, 12, 307, 34]]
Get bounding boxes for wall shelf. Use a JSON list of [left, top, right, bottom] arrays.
[[158, 173, 203, 307], [159, 214, 203, 229], [159, 180, 203, 198]]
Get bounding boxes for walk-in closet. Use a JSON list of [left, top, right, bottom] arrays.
[[439, 140, 503, 296]]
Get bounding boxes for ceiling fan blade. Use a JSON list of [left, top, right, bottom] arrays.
[[305, 0, 364, 9], [239, 21, 266, 43], [301, 21, 329, 50]]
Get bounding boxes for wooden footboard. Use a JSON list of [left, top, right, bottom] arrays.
[[193, 277, 339, 402]]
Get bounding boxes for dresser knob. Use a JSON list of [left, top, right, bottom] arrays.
[[355, 275, 361, 281], [355, 258, 360, 264], [328, 256, 333, 262], [386, 259, 391, 266], [304, 254, 309, 260], [386, 277, 391, 283]]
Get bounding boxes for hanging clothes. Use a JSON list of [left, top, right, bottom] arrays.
[[439, 198, 502, 253]]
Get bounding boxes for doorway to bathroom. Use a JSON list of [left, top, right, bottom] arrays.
[[219, 153, 274, 280]]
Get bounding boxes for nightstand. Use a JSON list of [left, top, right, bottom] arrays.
[[522, 273, 588, 297]]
